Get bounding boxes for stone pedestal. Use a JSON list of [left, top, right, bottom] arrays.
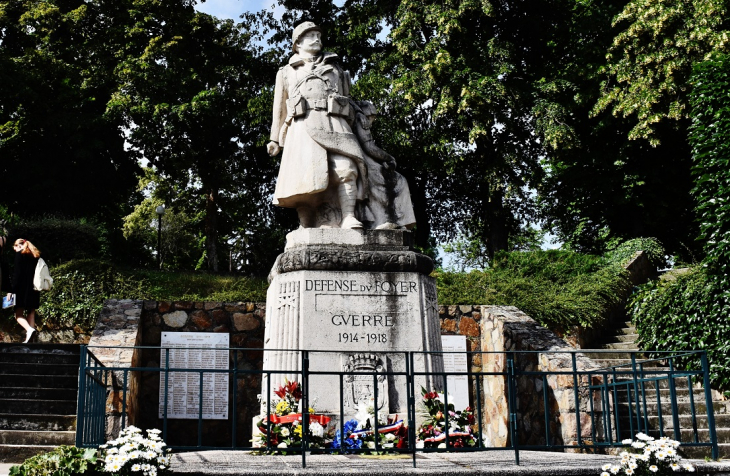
[[261, 229, 443, 418]]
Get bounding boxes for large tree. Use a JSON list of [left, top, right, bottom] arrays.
[[108, 6, 286, 272], [538, 0, 730, 259], [0, 0, 139, 222]]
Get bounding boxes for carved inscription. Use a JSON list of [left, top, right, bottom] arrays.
[[303, 274, 421, 351], [305, 279, 417, 293]]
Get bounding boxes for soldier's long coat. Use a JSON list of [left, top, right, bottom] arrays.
[[270, 52, 367, 208]]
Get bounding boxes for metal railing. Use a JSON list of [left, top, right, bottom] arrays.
[[75, 346, 719, 467]]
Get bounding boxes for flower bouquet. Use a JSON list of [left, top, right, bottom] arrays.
[[416, 388, 478, 449], [600, 433, 695, 476], [331, 398, 408, 454], [253, 380, 335, 453], [99, 426, 172, 476]]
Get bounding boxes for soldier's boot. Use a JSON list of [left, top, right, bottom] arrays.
[[338, 180, 363, 229], [296, 206, 316, 228]]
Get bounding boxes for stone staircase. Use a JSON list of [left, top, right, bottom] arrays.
[[0, 344, 80, 463], [584, 321, 730, 459]]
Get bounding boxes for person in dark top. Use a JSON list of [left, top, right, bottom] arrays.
[[0, 236, 9, 295], [7, 239, 41, 343]]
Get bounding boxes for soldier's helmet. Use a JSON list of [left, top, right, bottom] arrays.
[[292, 21, 322, 53]]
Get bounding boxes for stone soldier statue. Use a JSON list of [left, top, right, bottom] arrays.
[[267, 22, 369, 229]]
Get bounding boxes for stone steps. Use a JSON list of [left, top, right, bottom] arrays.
[[0, 430, 75, 446], [0, 398, 77, 415], [0, 445, 59, 464], [0, 414, 76, 432], [0, 343, 79, 463], [585, 320, 730, 458], [0, 387, 77, 400], [0, 362, 78, 376], [0, 373, 77, 389]]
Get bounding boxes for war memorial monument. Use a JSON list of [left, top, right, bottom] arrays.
[[260, 21, 443, 419]]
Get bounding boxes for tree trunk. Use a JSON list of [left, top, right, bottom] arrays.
[[475, 136, 509, 261], [205, 188, 219, 272], [483, 186, 508, 260]]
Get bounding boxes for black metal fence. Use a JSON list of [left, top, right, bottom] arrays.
[[75, 346, 719, 467]]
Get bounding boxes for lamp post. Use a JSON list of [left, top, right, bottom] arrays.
[[155, 205, 165, 268]]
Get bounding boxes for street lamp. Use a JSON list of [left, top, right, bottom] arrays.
[[155, 205, 165, 268]]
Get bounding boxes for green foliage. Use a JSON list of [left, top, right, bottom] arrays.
[[627, 54, 730, 393], [38, 260, 149, 330], [109, 7, 283, 272], [603, 237, 666, 269], [690, 54, 730, 281], [436, 249, 630, 330], [122, 189, 201, 270], [594, 0, 730, 145], [385, 0, 545, 258], [37, 259, 269, 330], [9, 216, 100, 265], [132, 269, 268, 303], [0, 0, 140, 219], [630, 268, 730, 390], [9, 445, 99, 476]]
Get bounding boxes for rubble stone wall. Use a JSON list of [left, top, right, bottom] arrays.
[[88, 299, 266, 444], [480, 305, 598, 449]]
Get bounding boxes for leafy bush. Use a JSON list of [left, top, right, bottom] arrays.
[[603, 237, 666, 269], [630, 267, 730, 391], [36, 259, 268, 331], [9, 216, 101, 265], [436, 249, 630, 329], [690, 54, 730, 280], [626, 54, 730, 393], [9, 446, 99, 476], [39, 260, 150, 330]]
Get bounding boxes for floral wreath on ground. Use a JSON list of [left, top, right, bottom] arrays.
[[100, 426, 172, 476], [600, 433, 695, 476], [416, 388, 478, 449], [331, 397, 408, 454], [253, 380, 335, 453]]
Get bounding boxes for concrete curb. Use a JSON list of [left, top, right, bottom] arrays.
[[172, 450, 730, 476]]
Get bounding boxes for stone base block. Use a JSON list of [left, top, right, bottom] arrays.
[[262, 267, 443, 419]]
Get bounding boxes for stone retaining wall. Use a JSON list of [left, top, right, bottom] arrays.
[[90, 300, 602, 450], [480, 306, 598, 449], [88, 299, 266, 444], [87, 299, 143, 440]]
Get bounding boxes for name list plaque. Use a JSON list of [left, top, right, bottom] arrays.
[[441, 335, 469, 411], [158, 332, 229, 420]]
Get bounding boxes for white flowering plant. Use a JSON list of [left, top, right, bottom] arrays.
[[600, 433, 695, 476], [99, 426, 172, 476]]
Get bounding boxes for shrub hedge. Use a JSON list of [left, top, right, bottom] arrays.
[[38, 260, 150, 330], [630, 268, 730, 391], [34, 259, 268, 332], [436, 248, 633, 330], [28, 239, 656, 339]]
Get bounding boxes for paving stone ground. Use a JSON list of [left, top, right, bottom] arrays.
[[172, 450, 730, 476]]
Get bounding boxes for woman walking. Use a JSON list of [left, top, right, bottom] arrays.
[[0, 236, 9, 296], [7, 239, 41, 343]]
